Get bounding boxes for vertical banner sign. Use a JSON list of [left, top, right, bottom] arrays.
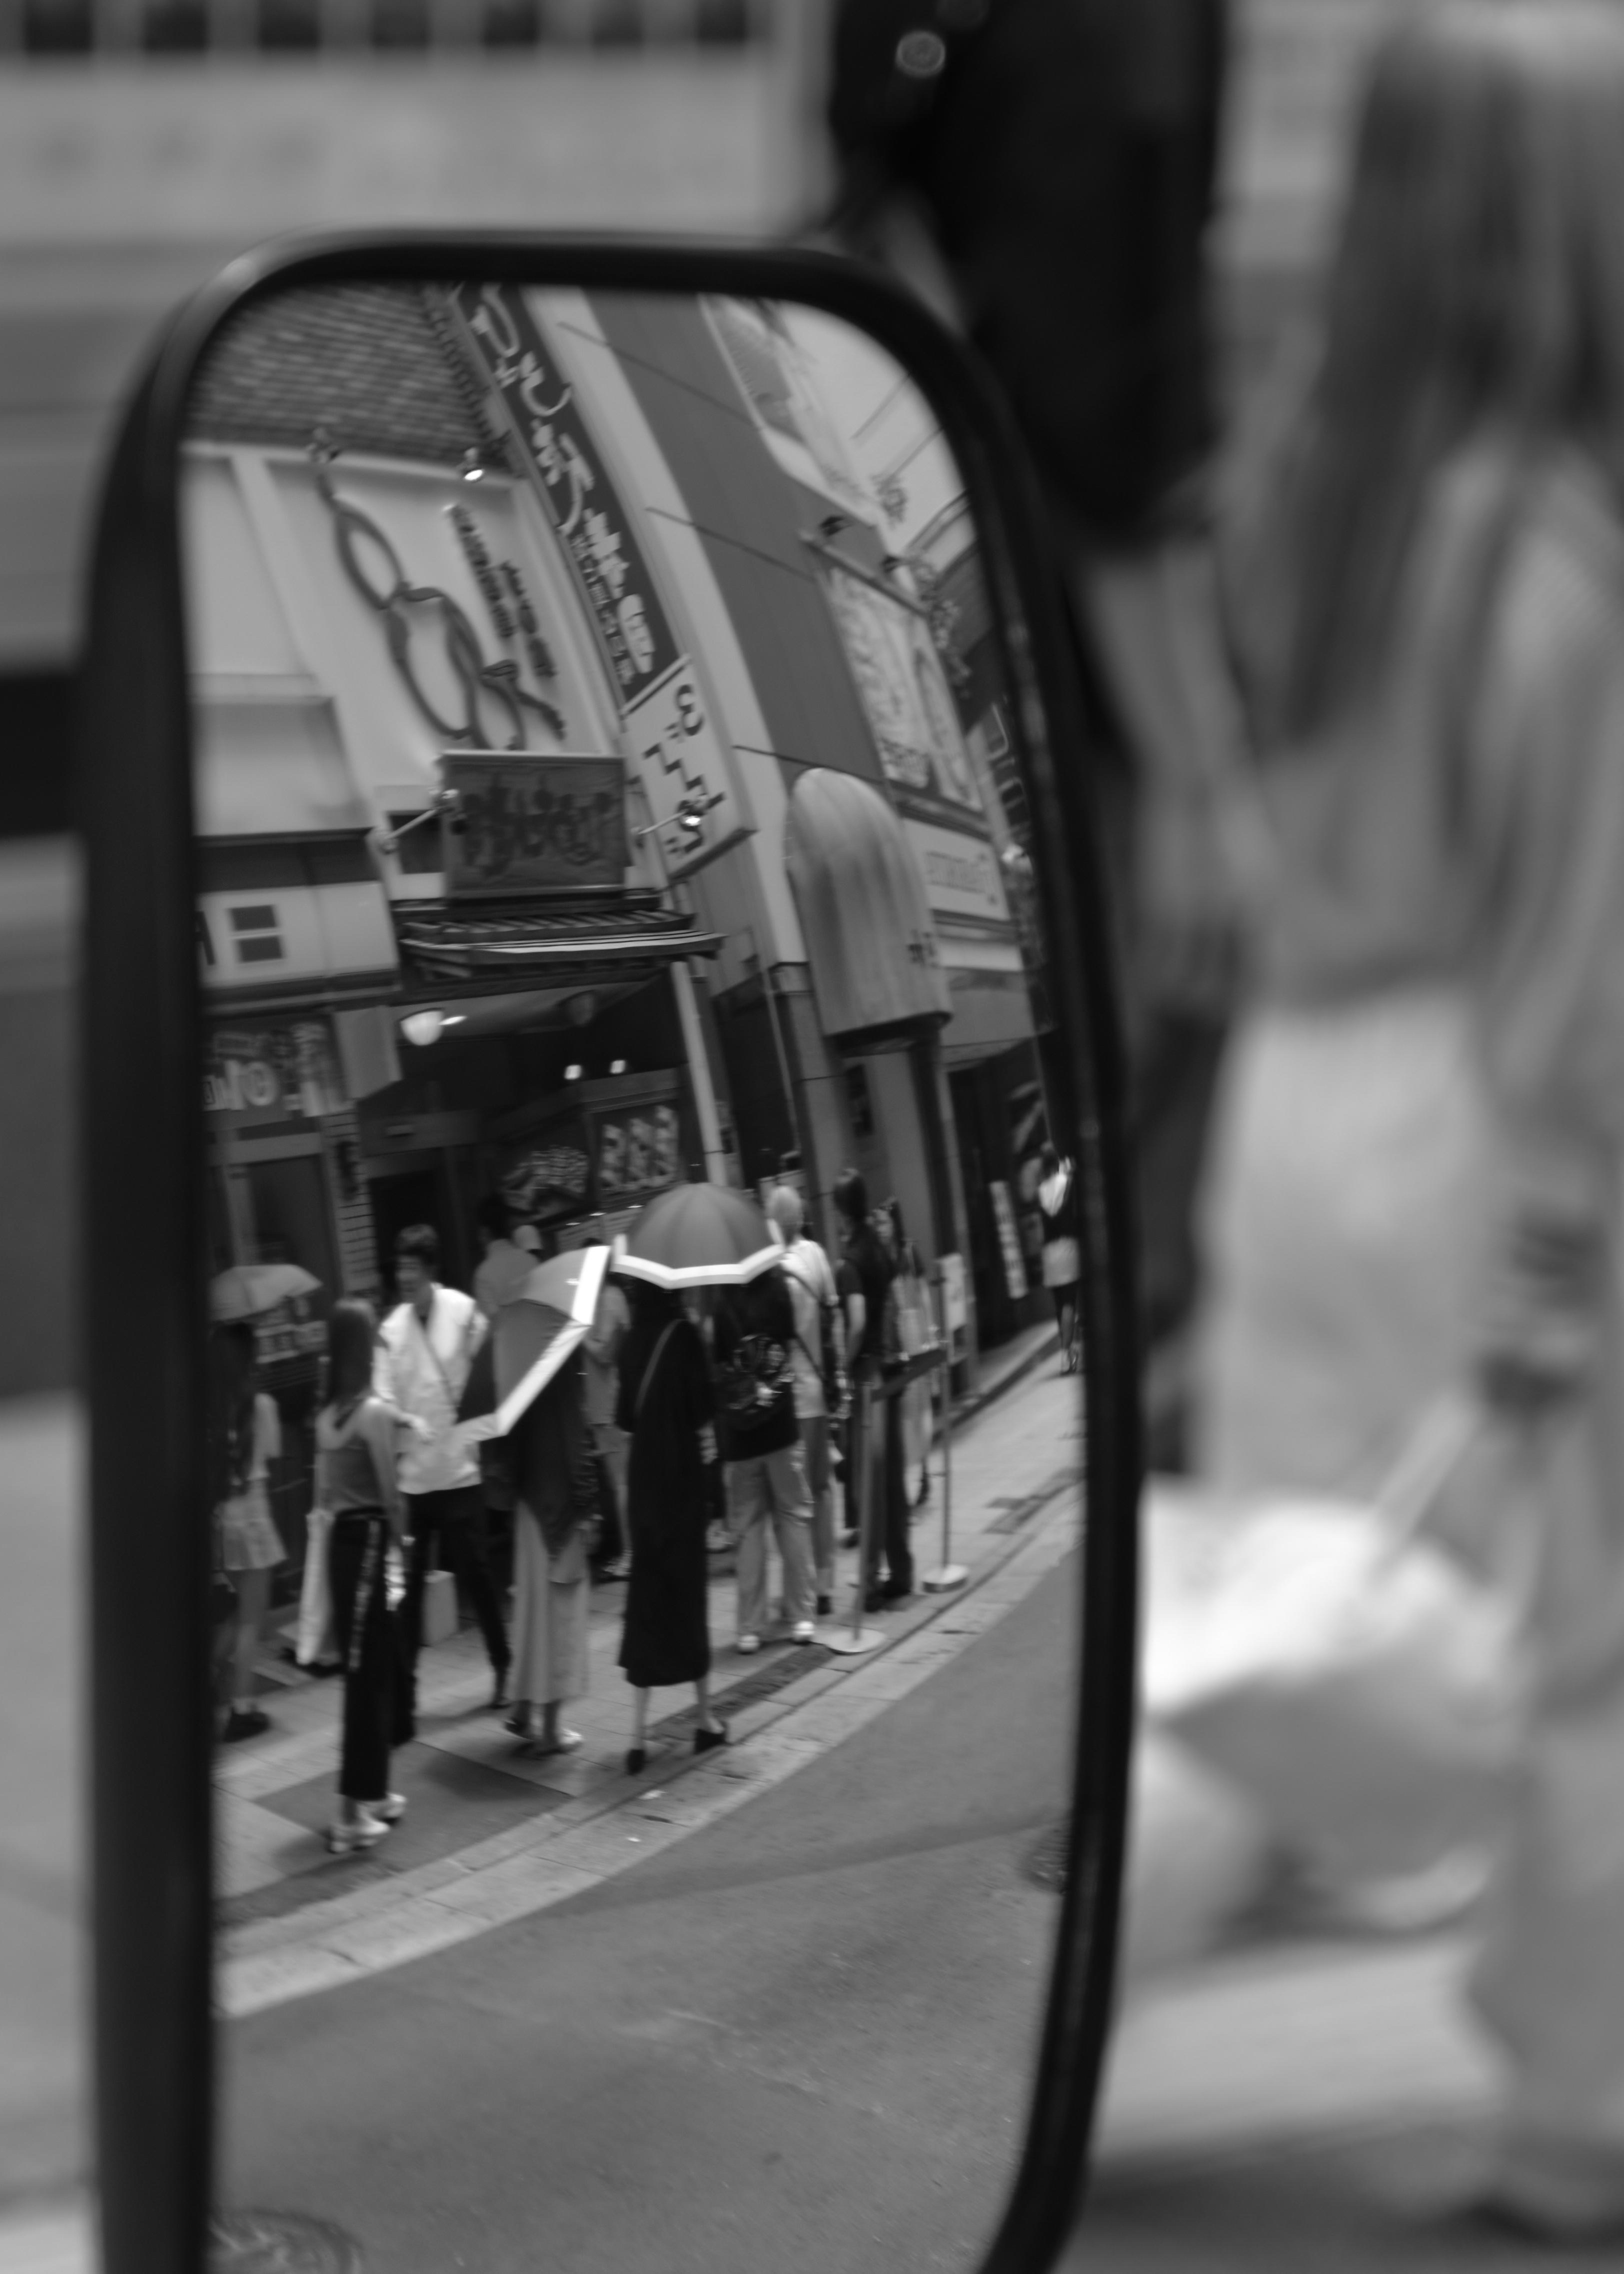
[[446, 284, 745, 877]]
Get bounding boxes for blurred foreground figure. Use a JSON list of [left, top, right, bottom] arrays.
[[825, 0, 1259, 1460], [1207, 2, 1624, 2238]]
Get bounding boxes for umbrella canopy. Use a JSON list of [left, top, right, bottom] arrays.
[[612, 1182, 782, 1290], [456, 1244, 609, 1441], [209, 1262, 321, 1322]]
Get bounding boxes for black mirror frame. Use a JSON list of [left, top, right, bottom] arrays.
[[76, 232, 1143, 2274]]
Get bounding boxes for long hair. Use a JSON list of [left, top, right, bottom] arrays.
[[207, 1322, 258, 1504], [1233, 1, 1583, 748], [325, 1300, 376, 1413]]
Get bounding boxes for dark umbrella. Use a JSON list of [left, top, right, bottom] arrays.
[[612, 1181, 782, 1290]]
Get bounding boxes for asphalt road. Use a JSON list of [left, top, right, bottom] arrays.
[[220, 1546, 1082, 2274]]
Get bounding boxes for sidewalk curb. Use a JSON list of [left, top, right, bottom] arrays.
[[219, 1442, 1083, 2020], [949, 1328, 1063, 1434]]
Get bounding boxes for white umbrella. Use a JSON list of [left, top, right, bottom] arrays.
[[209, 1262, 322, 1322], [455, 1244, 610, 1442]]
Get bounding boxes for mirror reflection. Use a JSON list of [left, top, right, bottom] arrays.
[[185, 280, 1081, 2272]]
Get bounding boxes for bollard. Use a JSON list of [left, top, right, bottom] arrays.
[[825, 1371, 884, 1654], [922, 1293, 966, 1590]]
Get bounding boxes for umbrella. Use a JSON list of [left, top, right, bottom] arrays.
[[209, 1262, 322, 1322], [612, 1181, 782, 1291], [456, 1243, 610, 1442]]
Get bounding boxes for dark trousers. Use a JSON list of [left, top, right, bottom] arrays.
[[859, 1381, 913, 1596], [402, 1486, 510, 1700], [328, 1515, 400, 1804]]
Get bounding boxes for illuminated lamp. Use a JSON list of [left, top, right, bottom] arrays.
[[564, 1063, 583, 1082], [400, 1010, 445, 1047]]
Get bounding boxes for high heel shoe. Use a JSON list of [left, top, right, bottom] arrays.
[[693, 1722, 730, 1756], [625, 1746, 647, 1774]]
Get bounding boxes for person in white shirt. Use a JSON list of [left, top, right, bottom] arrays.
[[767, 1185, 845, 1615], [374, 1222, 510, 1714]]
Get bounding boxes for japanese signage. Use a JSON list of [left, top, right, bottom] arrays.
[[445, 284, 745, 878], [821, 564, 984, 816], [449, 284, 682, 703], [593, 1102, 680, 1203], [442, 753, 627, 898], [904, 818, 1013, 926], [203, 1020, 346, 1128]]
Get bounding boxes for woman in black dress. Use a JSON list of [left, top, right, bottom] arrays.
[[614, 1280, 729, 1772]]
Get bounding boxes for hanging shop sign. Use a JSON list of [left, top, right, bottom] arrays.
[[203, 1018, 347, 1130], [441, 752, 627, 898], [443, 283, 747, 877], [819, 563, 985, 820]]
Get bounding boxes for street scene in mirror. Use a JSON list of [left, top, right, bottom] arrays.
[[190, 279, 1082, 1928]]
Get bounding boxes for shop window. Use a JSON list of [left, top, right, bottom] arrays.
[[257, 0, 321, 44], [21, 0, 93, 50], [693, 0, 752, 40], [371, 0, 430, 44], [142, 0, 209, 46], [481, 0, 538, 44]]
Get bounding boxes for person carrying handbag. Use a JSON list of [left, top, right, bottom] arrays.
[[315, 1300, 412, 1856]]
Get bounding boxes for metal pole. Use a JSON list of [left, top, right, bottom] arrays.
[[826, 1373, 883, 1654], [924, 1265, 966, 1590]]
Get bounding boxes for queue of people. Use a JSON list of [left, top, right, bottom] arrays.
[[208, 1173, 945, 1856]]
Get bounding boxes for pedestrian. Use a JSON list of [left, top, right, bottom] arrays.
[[374, 1223, 511, 1716], [881, 1197, 935, 1509], [767, 1184, 844, 1616], [832, 1168, 911, 1609], [1203, 2, 1624, 2237], [209, 1320, 285, 1744], [582, 1262, 632, 1582], [471, 1194, 540, 1318], [615, 1278, 729, 1773], [713, 1262, 818, 1652], [824, 0, 1262, 1468], [314, 1299, 410, 1855], [470, 1200, 540, 1600], [1036, 1144, 1082, 1375], [502, 1349, 592, 1756]]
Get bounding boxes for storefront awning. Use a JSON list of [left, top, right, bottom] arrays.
[[784, 769, 952, 1043], [394, 896, 722, 994]]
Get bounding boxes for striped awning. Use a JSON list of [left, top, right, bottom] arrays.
[[394, 896, 721, 990]]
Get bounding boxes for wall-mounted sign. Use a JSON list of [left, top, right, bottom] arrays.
[[820, 563, 985, 818], [443, 283, 747, 879], [442, 752, 627, 898], [203, 1019, 346, 1128], [447, 284, 682, 702], [499, 1133, 593, 1222], [594, 1102, 680, 1202], [903, 816, 1013, 927]]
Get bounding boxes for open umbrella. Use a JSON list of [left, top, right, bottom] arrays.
[[209, 1262, 322, 1322], [456, 1243, 610, 1442], [612, 1182, 782, 1290]]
